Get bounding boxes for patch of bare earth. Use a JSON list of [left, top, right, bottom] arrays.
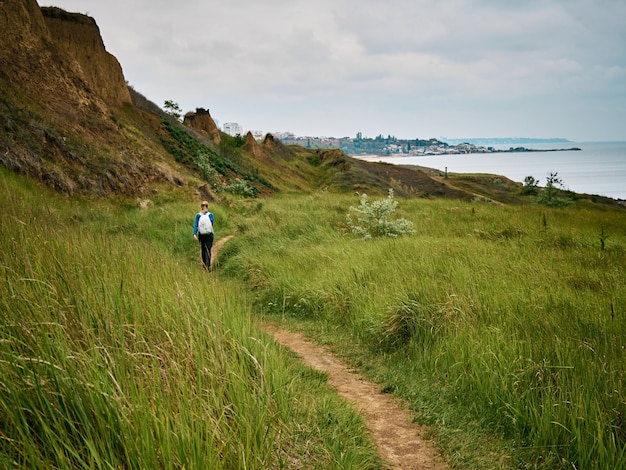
[[211, 234, 234, 260], [265, 325, 448, 470]]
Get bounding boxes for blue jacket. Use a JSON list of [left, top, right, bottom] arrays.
[[193, 211, 214, 235]]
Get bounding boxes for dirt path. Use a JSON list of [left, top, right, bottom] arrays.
[[213, 235, 447, 469], [265, 325, 448, 470], [211, 234, 235, 265]]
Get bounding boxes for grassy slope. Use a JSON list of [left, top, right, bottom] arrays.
[[0, 168, 382, 469], [219, 191, 626, 469]]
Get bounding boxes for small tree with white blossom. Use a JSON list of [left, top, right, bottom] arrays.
[[346, 189, 415, 239]]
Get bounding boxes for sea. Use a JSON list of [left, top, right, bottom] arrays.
[[356, 141, 626, 201]]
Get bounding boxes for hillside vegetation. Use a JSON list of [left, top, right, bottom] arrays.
[[3, 161, 625, 468], [2, 1, 626, 469]]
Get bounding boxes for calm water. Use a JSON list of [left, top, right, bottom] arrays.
[[357, 141, 626, 200]]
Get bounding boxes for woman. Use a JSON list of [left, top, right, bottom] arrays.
[[193, 201, 215, 270]]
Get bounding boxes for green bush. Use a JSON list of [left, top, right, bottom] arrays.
[[522, 175, 539, 195], [538, 172, 570, 207], [218, 178, 258, 198], [195, 151, 219, 184]]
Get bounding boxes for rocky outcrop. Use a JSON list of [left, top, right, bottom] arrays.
[[41, 7, 131, 107], [262, 133, 295, 161], [183, 108, 221, 143], [244, 131, 268, 160], [0, 0, 189, 196], [0, 1, 129, 110]]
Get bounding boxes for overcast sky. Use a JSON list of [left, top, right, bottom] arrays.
[[45, 0, 625, 141]]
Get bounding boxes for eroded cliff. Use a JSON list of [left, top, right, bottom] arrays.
[[0, 0, 189, 196], [42, 7, 131, 108]]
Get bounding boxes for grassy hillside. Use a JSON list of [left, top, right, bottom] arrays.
[[0, 168, 382, 469], [219, 190, 626, 469]]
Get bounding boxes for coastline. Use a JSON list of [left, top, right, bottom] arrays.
[[354, 141, 626, 201], [351, 145, 582, 158]]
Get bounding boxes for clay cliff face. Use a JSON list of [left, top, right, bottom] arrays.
[[0, 0, 110, 120], [0, 1, 129, 110], [42, 7, 131, 108], [0, 0, 49, 60], [0, 0, 187, 196]]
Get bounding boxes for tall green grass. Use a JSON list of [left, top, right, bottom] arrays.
[[0, 170, 381, 469], [222, 191, 626, 469]]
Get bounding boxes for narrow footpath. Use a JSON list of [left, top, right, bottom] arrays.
[[265, 325, 447, 470]]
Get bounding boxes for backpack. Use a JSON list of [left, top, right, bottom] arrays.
[[197, 212, 213, 235]]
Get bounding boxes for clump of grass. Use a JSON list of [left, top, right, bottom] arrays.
[[374, 294, 449, 352], [217, 177, 258, 198]]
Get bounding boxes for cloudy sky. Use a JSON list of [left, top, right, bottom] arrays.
[[45, 0, 625, 141]]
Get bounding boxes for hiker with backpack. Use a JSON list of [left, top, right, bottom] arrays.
[[193, 201, 214, 270]]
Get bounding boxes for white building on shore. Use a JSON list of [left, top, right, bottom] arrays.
[[223, 122, 243, 136]]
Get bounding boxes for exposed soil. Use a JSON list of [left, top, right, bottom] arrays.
[[211, 234, 235, 263], [266, 325, 448, 470], [214, 234, 447, 469]]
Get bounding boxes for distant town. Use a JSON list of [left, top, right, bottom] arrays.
[[219, 123, 580, 157], [272, 132, 582, 156]]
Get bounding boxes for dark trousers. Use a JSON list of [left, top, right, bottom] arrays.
[[198, 233, 214, 270]]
